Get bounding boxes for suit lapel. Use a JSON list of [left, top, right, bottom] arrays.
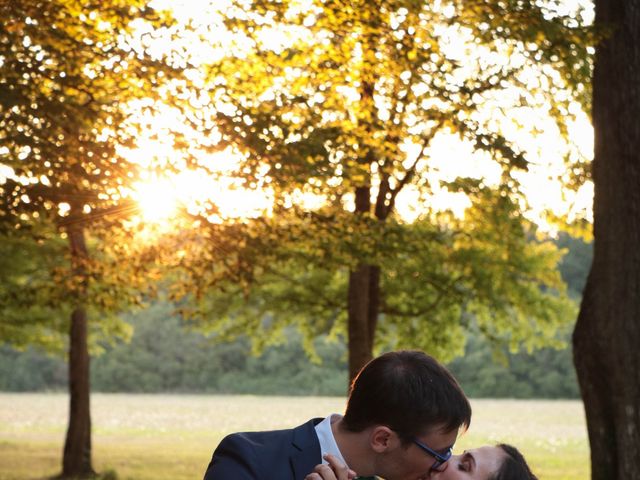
[[290, 418, 323, 480]]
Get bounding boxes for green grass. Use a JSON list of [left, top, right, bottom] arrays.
[[0, 394, 589, 479]]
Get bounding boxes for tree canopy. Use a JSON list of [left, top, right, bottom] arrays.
[[165, 0, 594, 377], [0, 0, 199, 328]]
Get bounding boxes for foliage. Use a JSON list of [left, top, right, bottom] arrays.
[[1, 0, 192, 226], [0, 326, 580, 398], [555, 230, 592, 298], [0, 227, 69, 350], [0, 301, 350, 395], [91, 302, 348, 395], [0, 324, 580, 398], [0, 226, 149, 352], [0, 345, 67, 391], [175, 191, 577, 362], [165, 0, 596, 369], [0, 0, 206, 348], [448, 329, 579, 399]]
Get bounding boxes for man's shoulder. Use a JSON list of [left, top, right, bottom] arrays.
[[204, 418, 323, 480], [221, 417, 322, 450]]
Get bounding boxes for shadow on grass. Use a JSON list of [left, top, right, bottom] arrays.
[[48, 470, 118, 480]]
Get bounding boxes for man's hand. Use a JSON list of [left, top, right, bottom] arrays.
[[304, 454, 357, 480]]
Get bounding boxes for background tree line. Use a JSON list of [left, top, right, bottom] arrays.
[[0, 232, 590, 398], [0, 321, 580, 398]]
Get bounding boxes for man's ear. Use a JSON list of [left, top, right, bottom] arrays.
[[370, 426, 399, 453]]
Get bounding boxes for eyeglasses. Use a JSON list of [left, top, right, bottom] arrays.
[[412, 438, 453, 471]]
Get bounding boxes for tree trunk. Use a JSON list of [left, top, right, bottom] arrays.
[[573, 1, 640, 478], [367, 265, 380, 352], [346, 185, 382, 381], [62, 224, 94, 477], [348, 265, 373, 381], [347, 264, 381, 381]]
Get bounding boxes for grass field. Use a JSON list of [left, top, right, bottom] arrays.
[[0, 393, 589, 479]]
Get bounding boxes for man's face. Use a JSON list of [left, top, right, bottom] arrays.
[[375, 426, 458, 480]]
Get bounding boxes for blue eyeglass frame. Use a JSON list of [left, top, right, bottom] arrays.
[[412, 438, 453, 471]]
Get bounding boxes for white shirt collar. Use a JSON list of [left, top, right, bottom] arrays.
[[314, 413, 348, 467]]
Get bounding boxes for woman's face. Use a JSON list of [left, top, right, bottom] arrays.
[[429, 446, 506, 480]]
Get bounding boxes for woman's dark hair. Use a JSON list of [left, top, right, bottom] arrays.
[[341, 350, 471, 443], [491, 444, 539, 480]]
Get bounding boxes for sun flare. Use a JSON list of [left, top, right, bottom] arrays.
[[129, 165, 274, 228], [133, 177, 181, 223]]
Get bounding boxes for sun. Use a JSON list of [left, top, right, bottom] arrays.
[[128, 165, 275, 228], [132, 176, 181, 223]]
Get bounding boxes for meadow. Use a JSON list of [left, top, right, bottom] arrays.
[[0, 393, 589, 479]]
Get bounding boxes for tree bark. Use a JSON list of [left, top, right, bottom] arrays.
[[347, 264, 381, 381], [348, 265, 373, 381], [346, 183, 380, 381], [62, 223, 94, 477], [573, 1, 640, 478], [367, 264, 380, 352]]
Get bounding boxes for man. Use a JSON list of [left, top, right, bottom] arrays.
[[203, 350, 471, 480]]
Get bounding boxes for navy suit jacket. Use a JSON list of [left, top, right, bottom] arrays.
[[203, 418, 323, 480]]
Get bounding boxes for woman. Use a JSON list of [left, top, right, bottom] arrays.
[[305, 444, 538, 480]]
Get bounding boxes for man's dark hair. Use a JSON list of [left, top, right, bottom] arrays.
[[491, 444, 539, 480], [341, 350, 471, 443]]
